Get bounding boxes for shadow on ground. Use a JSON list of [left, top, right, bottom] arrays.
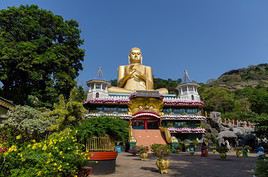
[[165, 153, 256, 177], [140, 166, 159, 173]]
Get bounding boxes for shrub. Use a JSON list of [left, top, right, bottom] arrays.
[[151, 144, 170, 160], [0, 128, 87, 177], [216, 146, 229, 154], [76, 117, 129, 146], [0, 105, 53, 146], [136, 145, 149, 154]]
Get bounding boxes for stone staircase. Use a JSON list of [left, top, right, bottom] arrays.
[[132, 129, 167, 147]]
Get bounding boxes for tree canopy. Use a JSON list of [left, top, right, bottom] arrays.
[[0, 5, 84, 106], [76, 116, 129, 144], [199, 85, 235, 113]]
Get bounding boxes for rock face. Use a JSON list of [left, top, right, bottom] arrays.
[[209, 63, 268, 90], [206, 112, 255, 147], [208, 112, 225, 132]]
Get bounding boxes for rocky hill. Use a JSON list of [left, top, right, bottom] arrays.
[[209, 63, 268, 90]]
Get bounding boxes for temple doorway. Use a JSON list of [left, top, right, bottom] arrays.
[[132, 116, 160, 129]]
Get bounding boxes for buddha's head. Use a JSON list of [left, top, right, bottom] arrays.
[[128, 47, 142, 64]]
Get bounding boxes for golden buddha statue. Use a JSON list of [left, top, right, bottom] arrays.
[[108, 47, 168, 94]]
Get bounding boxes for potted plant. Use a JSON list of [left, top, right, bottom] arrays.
[[242, 145, 250, 158], [188, 143, 195, 155], [210, 144, 217, 154], [151, 144, 171, 174], [137, 145, 149, 160], [216, 146, 229, 159], [235, 147, 242, 157]]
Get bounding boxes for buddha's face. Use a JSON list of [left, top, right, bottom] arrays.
[[129, 48, 142, 64]]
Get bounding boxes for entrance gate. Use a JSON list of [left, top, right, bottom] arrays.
[[131, 112, 160, 129]]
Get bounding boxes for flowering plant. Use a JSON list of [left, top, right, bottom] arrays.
[[0, 128, 87, 177]]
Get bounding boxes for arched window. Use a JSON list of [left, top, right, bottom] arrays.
[[191, 95, 194, 100], [96, 92, 99, 98]]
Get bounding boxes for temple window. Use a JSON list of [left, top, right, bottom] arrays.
[[96, 84, 101, 89], [189, 86, 193, 91], [191, 95, 194, 100], [96, 92, 99, 98], [96, 107, 104, 111]]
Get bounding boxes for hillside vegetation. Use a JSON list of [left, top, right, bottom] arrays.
[[209, 63, 268, 90], [199, 64, 268, 137]]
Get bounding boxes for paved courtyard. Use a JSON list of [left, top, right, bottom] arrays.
[[92, 152, 257, 177]]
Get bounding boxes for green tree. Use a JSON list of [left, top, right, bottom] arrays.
[[76, 116, 129, 145], [235, 87, 268, 114], [248, 88, 268, 114], [254, 114, 268, 137], [153, 78, 181, 94], [48, 90, 87, 131], [69, 86, 86, 102], [110, 79, 117, 86], [199, 86, 235, 113], [0, 5, 84, 106]]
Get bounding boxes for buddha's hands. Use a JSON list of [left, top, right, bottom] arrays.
[[133, 70, 146, 81], [128, 65, 146, 81]]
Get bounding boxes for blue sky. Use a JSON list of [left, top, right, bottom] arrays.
[[1, 0, 268, 87]]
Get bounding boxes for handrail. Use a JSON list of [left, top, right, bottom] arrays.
[[86, 136, 115, 152], [128, 125, 136, 143], [160, 127, 172, 143]]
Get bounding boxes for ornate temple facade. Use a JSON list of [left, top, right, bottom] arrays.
[[84, 48, 206, 146]]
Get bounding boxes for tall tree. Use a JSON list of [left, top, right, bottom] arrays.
[[154, 78, 181, 94], [0, 5, 84, 106], [199, 85, 235, 113]]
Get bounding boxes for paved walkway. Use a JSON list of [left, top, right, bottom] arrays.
[[92, 152, 257, 177]]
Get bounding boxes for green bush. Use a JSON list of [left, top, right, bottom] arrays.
[[0, 105, 53, 146], [216, 146, 229, 154], [151, 144, 170, 160], [0, 128, 87, 177], [76, 117, 129, 145], [136, 145, 149, 154]]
